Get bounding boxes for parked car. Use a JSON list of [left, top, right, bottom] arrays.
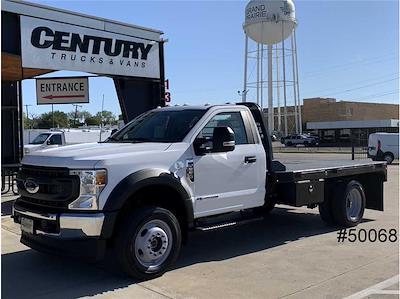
[[280, 135, 290, 144], [284, 134, 319, 147], [368, 132, 399, 164]]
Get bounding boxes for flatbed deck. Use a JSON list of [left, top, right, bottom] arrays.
[[273, 159, 387, 182]]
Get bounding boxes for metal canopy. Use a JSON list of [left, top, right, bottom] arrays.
[[2, 53, 52, 81], [2, 0, 163, 41]]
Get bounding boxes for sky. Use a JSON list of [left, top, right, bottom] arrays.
[[22, 0, 399, 118]]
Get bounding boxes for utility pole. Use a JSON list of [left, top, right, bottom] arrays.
[[238, 90, 248, 102], [72, 104, 82, 127], [99, 94, 105, 142], [24, 104, 32, 125], [25, 104, 32, 142], [52, 104, 54, 128]]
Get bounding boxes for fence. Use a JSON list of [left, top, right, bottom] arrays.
[[351, 145, 369, 160], [1, 166, 19, 195]]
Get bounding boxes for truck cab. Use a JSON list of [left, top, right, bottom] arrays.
[[13, 103, 386, 280], [24, 131, 66, 155]]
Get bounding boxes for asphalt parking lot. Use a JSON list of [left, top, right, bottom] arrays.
[[2, 153, 399, 299]]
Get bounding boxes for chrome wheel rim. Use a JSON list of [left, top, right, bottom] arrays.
[[346, 188, 362, 221], [133, 219, 172, 270]]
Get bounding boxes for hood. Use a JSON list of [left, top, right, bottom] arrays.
[[24, 144, 45, 155], [22, 142, 172, 169], [25, 144, 43, 148]]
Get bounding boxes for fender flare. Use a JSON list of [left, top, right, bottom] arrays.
[[103, 168, 194, 227]]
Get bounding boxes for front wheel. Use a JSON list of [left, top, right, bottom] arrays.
[[114, 206, 182, 280]]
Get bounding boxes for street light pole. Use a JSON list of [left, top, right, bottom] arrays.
[[24, 104, 32, 124], [99, 94, 105, 142], [25, 104, 33, 142], [52, 104, 54, 128], [72, 104, 82, 127]]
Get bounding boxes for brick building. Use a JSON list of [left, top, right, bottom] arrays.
[[302, 98, 399, 123], [263, 97, 399, 145]]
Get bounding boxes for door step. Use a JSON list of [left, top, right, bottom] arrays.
[[194, 212, 264, 231]]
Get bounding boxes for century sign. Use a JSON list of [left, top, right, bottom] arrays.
[[36, 77, 89, 105], [20, 16, 160, 78]]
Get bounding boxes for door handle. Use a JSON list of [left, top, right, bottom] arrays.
[[244, 156, 257, 164]]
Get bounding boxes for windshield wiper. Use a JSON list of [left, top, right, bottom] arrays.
[[101, 135, 118, 143], [128, 137, 154, 143]]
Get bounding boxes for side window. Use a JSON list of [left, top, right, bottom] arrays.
[[199, 112, 248, 145], [49, 134, 62, 145]]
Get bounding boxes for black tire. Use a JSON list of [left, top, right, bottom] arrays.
[[114, 206, 182, 280], [331, 180, 366, 227], [255, 198, 276, 215], [383, 152, 394, 164], [318, 198, 334, 225], [264, 199, 276, 213]]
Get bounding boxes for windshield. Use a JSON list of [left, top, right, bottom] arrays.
[[106, 109, 206, 143], [30, 133, 50, 144]]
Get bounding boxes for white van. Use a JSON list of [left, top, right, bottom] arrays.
[[368, 132, 399, 164]]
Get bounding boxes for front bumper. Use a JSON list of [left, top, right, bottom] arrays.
[[12, 202, 105, 239], [12, 201, 118, 260]]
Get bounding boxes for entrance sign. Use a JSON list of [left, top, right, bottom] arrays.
[[21, 16, 160, 78], [36, 77, 89, 104]]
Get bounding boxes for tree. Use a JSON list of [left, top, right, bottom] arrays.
[[67, 110, 94, 127], [96, 110, 116, 125], [85, 116, 100, 126], [24, 112, 38, 129], [36, 111, 69, 129]]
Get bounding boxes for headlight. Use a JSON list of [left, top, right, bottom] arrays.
[[68, 169, 107, 210]]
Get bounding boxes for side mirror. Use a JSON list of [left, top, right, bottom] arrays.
[[193, 137, 212, 156], [46, 140, 51, 145], [212, 126, 235, 153]]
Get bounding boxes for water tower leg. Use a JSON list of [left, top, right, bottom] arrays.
[[260, 44, 264, 109], [243, 35, 248, 102], [282, 36, 288, 136], [294, 29, 302, 133], [268, 44, 273, 134], [291, 34, 299, 134], [276, 44, 281, 133], [256, 43, 260, 105]]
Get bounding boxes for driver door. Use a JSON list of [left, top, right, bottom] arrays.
[[46, 134, 63, 148], [192, 111, 266, 218]]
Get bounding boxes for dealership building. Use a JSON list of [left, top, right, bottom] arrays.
[[303, 98, 399, 144], [2, 0, 166, 167], [264, 97, 399, 144]]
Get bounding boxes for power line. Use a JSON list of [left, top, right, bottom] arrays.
[[322, 77, 399, 97], [302, 52, 396, 76], [302, 55, 397, 79], [304, 72, 398, 95], [346, 90, 399, 102]]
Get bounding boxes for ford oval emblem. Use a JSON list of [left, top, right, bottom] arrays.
[[24, 178, 39, 194]]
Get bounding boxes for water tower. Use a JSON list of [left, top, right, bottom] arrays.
[[242, 0, 302, 135]]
